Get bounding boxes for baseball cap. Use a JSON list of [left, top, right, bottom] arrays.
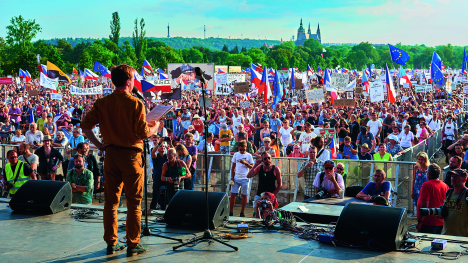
[[448, 168, 468, 178], [361, 143, 369, 149], [221, 123, 227, 129], [324, 160, 335, 167], [387, 134, 399, 142], [318, 121, 324, 125]]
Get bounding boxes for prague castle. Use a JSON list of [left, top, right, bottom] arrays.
[[294, 18, 321, 46]]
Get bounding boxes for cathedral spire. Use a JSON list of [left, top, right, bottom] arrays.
[[308, 22, 311, 34]]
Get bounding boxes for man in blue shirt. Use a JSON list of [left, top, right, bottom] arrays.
[[269, 113, 282, 133], [356, 169, 393, 204]]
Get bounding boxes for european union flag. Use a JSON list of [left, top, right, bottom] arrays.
[[431, 51, 442, 80], [388, 44, 410, 65], [431, 62, 444, 85], [93, 61, 111, 77]]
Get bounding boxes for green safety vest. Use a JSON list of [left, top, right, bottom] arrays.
[[373, 153, 393, 178], [5, 160, 29, 194]]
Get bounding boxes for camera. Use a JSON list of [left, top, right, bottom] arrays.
[[419, 206, 448, 218], [315, 187, 330, 199], [172, 176, 180, 191], [33, 141, 38, 145], [261, 199, 271, 209]]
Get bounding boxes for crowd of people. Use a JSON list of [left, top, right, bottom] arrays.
[[0, 66, 467, 238]]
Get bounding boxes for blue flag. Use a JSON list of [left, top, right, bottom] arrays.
[[431, 62, 444, 85], [431, 51, 442, 80], [93, 61, 111, 77], [462, 48, 467, 74], [368, 63, 372, 78], [272, 68, 281, 110], [290, 68, 295, 90], [388, 44, 410, 65]]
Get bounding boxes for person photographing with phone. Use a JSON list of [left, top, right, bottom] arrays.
[[81, 64, 160, 256]]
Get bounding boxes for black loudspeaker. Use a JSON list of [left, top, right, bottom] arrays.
[[10, 180, 72, 214], [334, 203, 407, 250], [164, 190, 229, 229]]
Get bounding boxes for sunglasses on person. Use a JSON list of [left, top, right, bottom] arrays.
[[324, 167, 334, 170], [336, 167, 344, 171], [263, 157, 271, 160]]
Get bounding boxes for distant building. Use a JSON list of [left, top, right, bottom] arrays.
[[295, 19, 321, 46]]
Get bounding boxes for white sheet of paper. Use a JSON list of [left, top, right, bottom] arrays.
[[146, 105, 173, 123]]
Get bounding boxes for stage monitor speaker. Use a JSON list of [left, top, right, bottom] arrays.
[[164, 190, 229, 229], [334, 203, 407, 250], [9, 180, 72, 214]]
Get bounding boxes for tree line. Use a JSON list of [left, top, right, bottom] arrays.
[[0, 13, 466, 78]]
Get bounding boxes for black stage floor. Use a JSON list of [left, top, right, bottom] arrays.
[[0, 202, 467, 262]]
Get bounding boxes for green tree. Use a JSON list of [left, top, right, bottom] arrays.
[[6, 15, 42, 49], [230, 45, 239, 54], [226, 53, 252, 68], [87, 42, 115, 68], [109, 12, 121, 46], [132, 18, 147, 59], [222, 44, 229, 52], [15, 48, 38, 77], [78, 50, 93, 70], [247, 47, 266, 65], [241, 46, 247, 53]]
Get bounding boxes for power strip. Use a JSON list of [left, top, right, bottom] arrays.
[[318, 233, 334, 243]]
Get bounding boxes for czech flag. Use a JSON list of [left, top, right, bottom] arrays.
[[330, 137, 337, 159], [140, 68, 146, 80], [362, 70, 369, 93], [159, 73, 168, 79], [134, 71, 143, 92], [217, 68, 226, 74], [398, 67, 412, 87], [259, 65, 272, 104], [83, 68, 99, 81], [385, 63, 396, 104], [142, 79, 171, 93], [38, 64, 47, 75], [142, 59, 153, 74], [93, 61, 111, 78], [251, 63, 263, 71], [79, 69, 84, 80], [307, 64, 313, 74], [341, 68, 349, 74], [268, 68, 275, 75], [156, 68, 165, 74], [19, 68, 31, 83], [250, 67, 262, 90]]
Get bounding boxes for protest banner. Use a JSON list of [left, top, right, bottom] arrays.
[[0, 77, 12, 84], [355, 87, 363, 95], [333, 99, 355, 107], [292, 89, 305, 100], [330, 73, 349, 90], [50, 93, 62, 100], [227, 74, 245, 83], [369, 81, 384, 102], [28, 90, 39, 97], [403, 83, 410, 89], [215, 65, 228, 74], [464, 86, 468, 94], [294, 79, 303, 89], [463, 97, 468, 113], [234, 82, 250, 94], [240, 100, 250, 108], [40, 72, 59, 91], [70, 85, 103, 95], [415, 85, 432, 93], [229, 66, 241, 73], [305, 89, 325, 104]]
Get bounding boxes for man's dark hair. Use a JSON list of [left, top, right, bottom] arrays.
[[110, 64, 134, 87], [74, 153, 85, 161], [20, 142, 30, 151], [238, 141, 247, 148], [76, 142, 89, 151], [6, 149, 17, 157], [427, 164, 441, 179], [451, 155, 462, 164], [375, 169, 386, 178], [207, 132, 214, 138]]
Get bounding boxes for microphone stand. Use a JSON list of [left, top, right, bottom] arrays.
[[138, 96, 182, 243], [172, 74, 238, 251]]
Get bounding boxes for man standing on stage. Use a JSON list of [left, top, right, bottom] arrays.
[[81, 65, 159, 256]]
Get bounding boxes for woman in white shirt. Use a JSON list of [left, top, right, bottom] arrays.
[[399, 124, 414, 149], [11, 129, 25, 144], [278, 120, 293, 146]]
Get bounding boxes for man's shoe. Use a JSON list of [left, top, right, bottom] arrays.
[[127, 244, 148, 257], [240, 212, 245, 217], [106, 244, 121, 255], [229, 211, 233, 216]]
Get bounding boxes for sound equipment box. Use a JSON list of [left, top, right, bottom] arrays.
[[10, 180, 72, 214], [164, 190, 229, 229], [334, 203, 407, 250]]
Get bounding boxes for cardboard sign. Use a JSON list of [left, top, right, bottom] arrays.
[[355, 87, 363, 95], [464, 97, 468, 113], [50, 93, 62, 100], [333, 99, 355, 107], [346, 91, 354, 99], [229, 66, 241, 73], [28, 90, 39, 97], [305, 89, 325, 104], [330, 73, 349, 90], [402, 83, 410, 88], [0, 77, 13, 84], [234, 82, 250, 94], [240, 100, 250, 109], [369, 81, 384, 102], [295, 79, 303, 89], [292, 89, 305, 100]]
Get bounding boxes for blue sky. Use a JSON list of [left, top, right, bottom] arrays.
[[1, 0, 467, 46]]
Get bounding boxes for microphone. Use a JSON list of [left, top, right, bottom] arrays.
[[132, 86, 145, 102], [195, 67, 205, 85]]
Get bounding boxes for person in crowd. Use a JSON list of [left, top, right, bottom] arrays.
[[173, 116, 184, 141], [269, 133, 282, 157], [62, 123, 74, 141], [416, 164, 448, 234], [231, 108, 245, 136], [156, 120, 168, 138], [231, 132, 255, 154], [219, 123, 233, 155], [243, 118, 255, 142], [66, 128, 85, 156], [356, 126, 376, 154], [259, 120, 271, 148], [288, 144, 304, 158], [175, 144, 192, 190], [427, 113, 441, 131], [43, 114, 56, 137], [313, 160, 345, 197], [37, 112, 48, 132], [254, 137, 276, 158], [56, 106, 71, 131], [444, 156, 468, 188], [336, 118, 350, 144], [149, 143, 168, 212], [0, 150, 36, 197], [229, 141, 254, 217], [51, 131, 68, 147], [34, 135, 63, 181], [312, 136, 331, 162], [348, 114, 360, 143], [298, 122, 317, 154], [66, 154, 93, 205], [8, 102, 22, 130], [386, 134, 405, 157], [297, 146, 325, 200], [185, 125, 199, 142], [407, 109, 421, 134], [338, 136, 358, 160], [247, 152, 282, 218], [25, 123, 43, 150], [356, 169, 393, 203], [10, 129, 25, 144], [18, 142, 39, 174], [234, 124, 245, 142], [412, 152, 430, 208], [382, 112, 395, 137], [373, 143, 393, 162], [367, 112, 382, 138], [441, 115, 458, 164], [161, 148, 192, 207], [279, 118, 293, 147], [192, 114, 204, 136], [67, 142, 100, 189], [184, 133, 198, 190], [441, 168, 468, 237], [335, 162, 347, 186], [198, 132, 215, 153], [358, 143, 373, 160]]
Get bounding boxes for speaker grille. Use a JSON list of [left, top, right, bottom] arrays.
[[334, 203, 407, 250]]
